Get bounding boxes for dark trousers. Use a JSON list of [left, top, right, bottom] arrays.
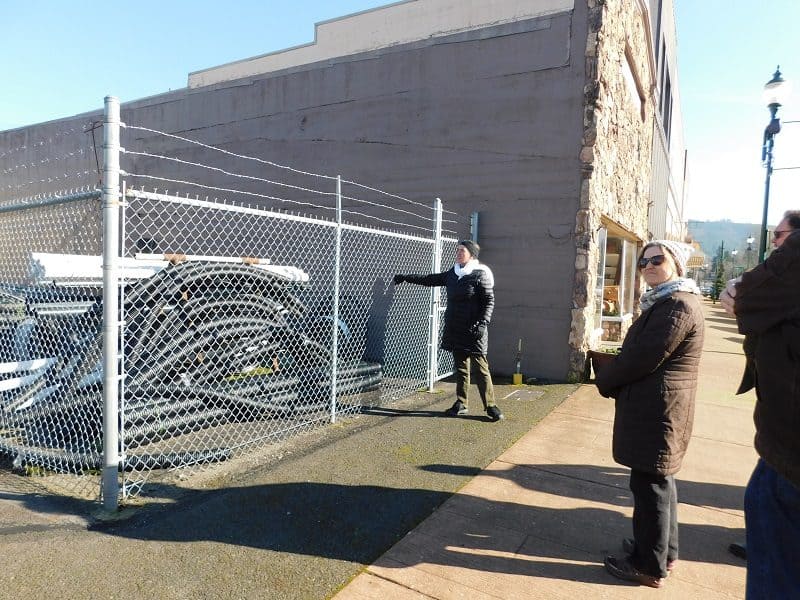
[[745, 458, 800, 599], [629, 469, 678, 578], [452, 351, 495, 410]]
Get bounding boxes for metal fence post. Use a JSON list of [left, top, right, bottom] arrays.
[[330, 176, 342, 423], [427, 198, 443, 392], [101, 96, 121, 510]]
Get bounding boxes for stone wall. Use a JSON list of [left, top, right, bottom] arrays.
[[568, 0, 655, 378]]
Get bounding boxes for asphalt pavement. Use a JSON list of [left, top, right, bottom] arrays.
[[0, 298, 753, 599], [0, 368, 575, 599]]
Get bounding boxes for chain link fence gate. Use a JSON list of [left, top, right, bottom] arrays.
[[0, 97, 460, 506]]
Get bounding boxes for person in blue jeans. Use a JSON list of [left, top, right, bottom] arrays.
[[721, 210, 800, 598]]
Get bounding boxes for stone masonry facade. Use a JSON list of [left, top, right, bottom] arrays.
[[568, 0, 654, 379]]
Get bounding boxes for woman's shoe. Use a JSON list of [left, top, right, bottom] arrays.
[[604, 555, 664, 588], [621, 538, 676, 572]]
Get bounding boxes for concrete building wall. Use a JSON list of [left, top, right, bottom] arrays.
[[189, 0, 574, 88], [0, 0, 667, 382], [647, 0, 688, 241]]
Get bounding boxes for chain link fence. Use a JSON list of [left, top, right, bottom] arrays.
[[0, 98, 461, 504], [0, 192, 105, 499]]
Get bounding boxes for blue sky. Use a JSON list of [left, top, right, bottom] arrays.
[[674, 0, 800, 226], [2, 0, 800, 225]]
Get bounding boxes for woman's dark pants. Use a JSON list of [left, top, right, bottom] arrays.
[[629, 469, 678, 578]]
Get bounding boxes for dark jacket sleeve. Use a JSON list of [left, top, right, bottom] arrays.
[[735, 231, 800, 335], [477, 271, 494, 324], [402, 272, 449, 287], [595, 300, 697, 397]]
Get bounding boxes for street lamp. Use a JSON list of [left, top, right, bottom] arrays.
[[731, 249, 739, 276], [760, 67, 791, 263], [746, 235, 755, 270]]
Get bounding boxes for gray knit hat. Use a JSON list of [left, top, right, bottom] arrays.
[[646, 240, 694, 276], [458, 239, 480, 259]]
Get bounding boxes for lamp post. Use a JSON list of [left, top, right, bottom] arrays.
[[759, 67, 791, 263], [746, 235, 755, 270]]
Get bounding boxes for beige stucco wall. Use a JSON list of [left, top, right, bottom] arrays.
[[568, 0, 655, 377], [189, 0, 574, 88]]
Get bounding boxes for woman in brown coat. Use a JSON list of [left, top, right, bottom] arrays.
[[595, 240, 704, 588]]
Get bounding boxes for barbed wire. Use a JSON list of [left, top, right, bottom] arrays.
[[125, 186, 459, 240], [124, 124, 337, 179], [121, 172, 451, 235], [122, 124, 441, 214], [341, 179, 458, 216], [0, 186, 100, 209], [1, 147, 94, 175], [123, 148, 332, 196], [0, 121, 96, 158], [2, 170, 97, 193], [122, 149, 442, 226]]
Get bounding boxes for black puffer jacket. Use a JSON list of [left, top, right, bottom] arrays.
[[734, 230, 800, 488], [403, 266, 494, 355], [595, 291, 704, 475]]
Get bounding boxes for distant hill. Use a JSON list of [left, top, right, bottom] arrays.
[[687, 220, 762, 265]]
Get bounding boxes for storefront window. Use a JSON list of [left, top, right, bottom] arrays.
[[624, 240, 638, 312], [597, 229, 639, 341], [593, 228, 607, 332]]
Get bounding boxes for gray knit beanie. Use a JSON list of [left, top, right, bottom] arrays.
[[458, 239, 480, 259], [646, 240, 694, 276]]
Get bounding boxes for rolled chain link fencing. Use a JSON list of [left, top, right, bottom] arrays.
[[0, 98, 460, 504]]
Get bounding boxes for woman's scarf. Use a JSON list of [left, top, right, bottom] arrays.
[[454, 259, 494, 287], [454, 259, 479, 278], [639, 277, 701, 311]]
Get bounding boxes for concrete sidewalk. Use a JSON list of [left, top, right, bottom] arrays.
[[337, 300, 754, 599]]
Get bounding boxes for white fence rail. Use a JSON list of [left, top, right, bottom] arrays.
[[0, 97, 459, 507]]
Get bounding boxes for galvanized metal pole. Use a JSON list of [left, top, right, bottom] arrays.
[[759, 134, 774, 264], [427, 198, 443, 392], [101, 97, 121, 510], [330, 176, 342, 423]]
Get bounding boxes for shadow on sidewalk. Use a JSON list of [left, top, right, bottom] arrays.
[[360, 406, 493, 422], [707, 324, 742, 335], [0, 460, 746, 587], [421, 462, 747, 512], [67, 463, 742, 582]]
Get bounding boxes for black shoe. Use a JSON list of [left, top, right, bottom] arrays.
[[728, 542, 747, 560], [604, 555, 664, 588], [445, 401, 468, 416], [622, 538, 676, 572], [486, 405, 504, 421]]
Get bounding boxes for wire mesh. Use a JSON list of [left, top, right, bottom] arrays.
[[0, 192, 104, 499], [118, 191, 455, 496], [0, 115, 464, 503]]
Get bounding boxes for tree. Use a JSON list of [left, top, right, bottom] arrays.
[[712, 266, 725, 303], [711, 241, 725, 303]]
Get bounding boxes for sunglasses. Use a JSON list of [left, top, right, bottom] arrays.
[[637, 254, 667, 269], [773, 229, 793, 241]]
